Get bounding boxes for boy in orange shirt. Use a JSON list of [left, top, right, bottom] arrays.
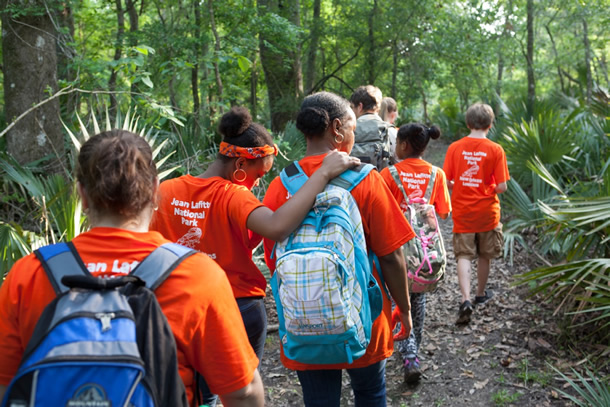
[[443, 103, 510, 324]]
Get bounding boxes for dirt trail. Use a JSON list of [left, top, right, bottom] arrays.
[[259, 139, 575, 406]]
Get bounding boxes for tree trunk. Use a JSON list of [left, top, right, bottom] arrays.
[[495, 0, 512, 99], [582, 17, 593, 102], [258, 0, 303, 132], [1, 1, 64, 169], [305, 0, 321, 94], [391, 40, 398, 99], [366, 0, 378, 84], [250, 51, 259, 118], [191, 0, 201, 117], [108, 0, 125, 115], [56, 1, 78, 115], [125, 0, 140, 100], [208, 0, 224, 110], [526, 0, 536, 117]]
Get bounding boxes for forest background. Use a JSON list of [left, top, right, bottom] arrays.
[[0, 0, 609, 404]]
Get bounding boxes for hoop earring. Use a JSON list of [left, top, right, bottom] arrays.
[[334, 133, 344, 144], [233, 168, 247, 182]]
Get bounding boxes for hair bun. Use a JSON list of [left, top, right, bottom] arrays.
[[219, 106, 253, 138], [427, 125, 441, 140]]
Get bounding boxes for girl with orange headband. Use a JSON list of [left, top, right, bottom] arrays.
[[150, 106, 359, 405]]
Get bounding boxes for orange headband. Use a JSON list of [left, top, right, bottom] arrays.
[[219, 141, 279, 159]]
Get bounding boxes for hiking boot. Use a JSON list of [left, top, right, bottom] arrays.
[[474, 290, 494, 305], [404, 358, 422, 383], [456, 300, 473, 324]]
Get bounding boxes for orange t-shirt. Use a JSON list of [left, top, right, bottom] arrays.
[[0, 228, 259, 404], [443, 137, 510, 233], [150, 175, 267, 298], [262, 155, 415, 371], [380, 158, 452, 217]]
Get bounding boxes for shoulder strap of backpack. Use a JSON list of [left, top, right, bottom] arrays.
[[330, 163, 375, 191], [35, 242, 90, 295], [281, 162, 375, 194], [132, 243, 197, 291], [389, 165, 410, 207], [280, 161, 308, 196], [423, 166, 438, 202]]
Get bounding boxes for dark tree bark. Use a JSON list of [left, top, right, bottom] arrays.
[[208, 0, 224, 108], [526, 0, 536, 117], [366, 0, 378, 84], [125, 0, 141, 100], [391, 40, 398, 98], [304, 0, 321, 94], [258, 0, 303, 132], [250, 51, 259, 118], [495, 0, 513, 99], [108, 0, 125, 115], [1, 1, 64, 169], [191, 0, 201, 116], [56, 1, 78, 114]]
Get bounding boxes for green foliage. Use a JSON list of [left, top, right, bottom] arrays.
[[491, 389, 521, 406], [0, 109, 179, 280], [550, 364, 610, 407], [430, 97, 468, 141]]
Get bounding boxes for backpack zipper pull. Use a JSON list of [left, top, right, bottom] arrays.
[[95, 312, 116, 332]]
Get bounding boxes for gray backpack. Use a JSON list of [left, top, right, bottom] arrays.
[[351, 114, 394, 171]]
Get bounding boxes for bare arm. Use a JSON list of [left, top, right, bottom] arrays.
[[247, 151, 360, 241], [447, 180, 454, 190], [218, 369, 264, 407], [495, 182, 507, 194], [377, 247, 412, 340]]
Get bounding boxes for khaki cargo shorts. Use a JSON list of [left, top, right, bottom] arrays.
[[453, 223, 504, 260]]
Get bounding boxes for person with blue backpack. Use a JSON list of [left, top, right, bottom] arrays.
[[0, 130, 264, 407], [263, 91, 416, 407], [150, 106, 360, 406]]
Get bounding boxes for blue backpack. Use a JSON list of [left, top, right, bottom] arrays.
[[270, 162, 383, 365], [1, 242, 195, 407]]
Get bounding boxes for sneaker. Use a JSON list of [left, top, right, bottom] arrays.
[[474, 290, 494, 305], [456, 300, 473, 324], [404, 358, 422, 383]]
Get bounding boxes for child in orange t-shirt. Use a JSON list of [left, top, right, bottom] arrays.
[[380, 123, 451, 383], [0, 130, 263, 406], [443, 103, 510, 324], [263, 91, 414, 407], [150, 107, 358, 405]]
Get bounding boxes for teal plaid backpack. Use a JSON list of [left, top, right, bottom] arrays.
[[389, 165, 446, 293], [270, 162, 383, 365]]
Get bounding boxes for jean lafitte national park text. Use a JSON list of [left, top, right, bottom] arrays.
[[0, 0, 608, 406]]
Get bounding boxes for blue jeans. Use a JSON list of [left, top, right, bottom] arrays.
[[296, 360, 387, 407], [197, 297, 267, 406]]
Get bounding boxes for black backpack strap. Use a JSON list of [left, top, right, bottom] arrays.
[[35, 242, 90, 295], [131, 243, 197, 291]]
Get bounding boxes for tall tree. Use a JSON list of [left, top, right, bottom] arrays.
[[108, 0, 125, 114], [526, 0, 536, 116], [304, 0, 321, 95], [257, 0, 303, 132], [1, 1, 64, 168]]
